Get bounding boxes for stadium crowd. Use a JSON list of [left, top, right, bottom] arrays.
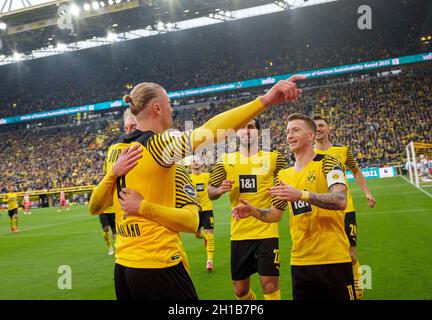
[[0, 0, 430, 119], [0, 67, 431, 192]]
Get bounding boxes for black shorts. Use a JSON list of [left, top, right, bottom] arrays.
[[99, 213, 116, 232], [291, 263, 356, 300], [231, 238, 279, 281], [344, 212, 357, 247], [8, 208, 18, 217], [198, 210, 214, 230], [114, 262, 198, 301]]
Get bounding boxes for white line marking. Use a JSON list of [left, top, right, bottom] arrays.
[[400, 176, 432, 199]]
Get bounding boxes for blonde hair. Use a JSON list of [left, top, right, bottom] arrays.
[[123, 108, 135, 122], [123, 82, 164, 116]]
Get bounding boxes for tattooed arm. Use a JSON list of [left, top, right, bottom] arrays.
[[232, 198, 283, 223], [307, 184, 347, 210], [268, 180, 347, 211]]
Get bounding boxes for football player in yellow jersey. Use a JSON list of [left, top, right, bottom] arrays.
[[313, 115, 376, 300], [6, 185, 19, 233], [208, 118, 287, 301], [190, 155, 215, 271], [99, 109, 138, 256], [233, 113, 356, 300], [89, 77, 305, 300]]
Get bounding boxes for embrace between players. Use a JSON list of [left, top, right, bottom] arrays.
[[89, 75, 376, 301]]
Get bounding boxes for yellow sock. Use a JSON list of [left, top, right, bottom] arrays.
[[264, 289, 281, 300], [237, 289, 256, 300], [14, 218, 18, 228], [353, 260, 363, 300], [103, 231, 112, 248], [205, 232, 214, 261], [10, 218, 14, 229], [196, 230, 205, 239]]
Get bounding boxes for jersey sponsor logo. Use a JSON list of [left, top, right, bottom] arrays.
[[307, 171, 317, 183], [196, 183, 205, 192], [291, 200, 312, 216], [184, 184, 197, 197], [239, 175, 258, 193], [171, 255, 180, 261]]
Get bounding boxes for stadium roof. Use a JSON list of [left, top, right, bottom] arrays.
[[0, 0, 338, 66], [0, 0, 58, 14]]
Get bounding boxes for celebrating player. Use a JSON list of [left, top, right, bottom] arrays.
[[313, 115, 376, 299], [89, 77, 305, 300], [233, 113, 355, 300], [208, 118, 287, 300], [6, 185, 19, 233], [190, 155, 215, 271]]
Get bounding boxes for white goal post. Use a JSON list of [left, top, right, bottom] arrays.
[[405, 141, 432, 188]]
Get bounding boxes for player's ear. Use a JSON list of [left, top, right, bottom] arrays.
[[309, 131, 316, 142], [151, 101, 162, 116]]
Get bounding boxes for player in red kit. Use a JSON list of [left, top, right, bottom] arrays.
[[57, 191, 70, 212]]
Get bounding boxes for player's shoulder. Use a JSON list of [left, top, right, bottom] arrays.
[[116, 130, 155, 146], [331, 145, 351, 154], [315, 154, 343, 173], [265, 149, 283, 158], [175, 163, 189, 174], [313, 152, 339, 163], [277, 167, 292, 178]]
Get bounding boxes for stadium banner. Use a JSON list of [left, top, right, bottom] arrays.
[[1, 51, 431, 125], [0, 100, 125, 125], [346, 167, 397, 181], [168, 51, 432, 99]]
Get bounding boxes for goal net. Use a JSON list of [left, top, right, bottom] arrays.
[[405, 141, 432, 188]]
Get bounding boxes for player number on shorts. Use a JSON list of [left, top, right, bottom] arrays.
[[273, 249, 280, 264], [349, 224, 357, 237]]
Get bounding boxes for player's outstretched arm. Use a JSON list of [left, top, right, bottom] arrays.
[[119, 188, 199, 233], [192, 75, 306, 150], [351, 167, 376, 208], [232, 198, 283, 223], [148, 76, 306, 167]]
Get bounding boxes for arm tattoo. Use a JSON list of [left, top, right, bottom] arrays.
[[257, 208, 271, 220], [308, 190, 347, 210]]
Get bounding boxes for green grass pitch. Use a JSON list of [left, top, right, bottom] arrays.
[[0, 176, 431, 300]]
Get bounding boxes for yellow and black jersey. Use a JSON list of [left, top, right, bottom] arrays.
[[314, 145, 358, 214], [272, 153, 351, 266], [190, 172, 213, 211], [209, 150, 286, 241], [104, 129, 200, 270], [102, 148, 115, 214], [6, 192, 18, 211]]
